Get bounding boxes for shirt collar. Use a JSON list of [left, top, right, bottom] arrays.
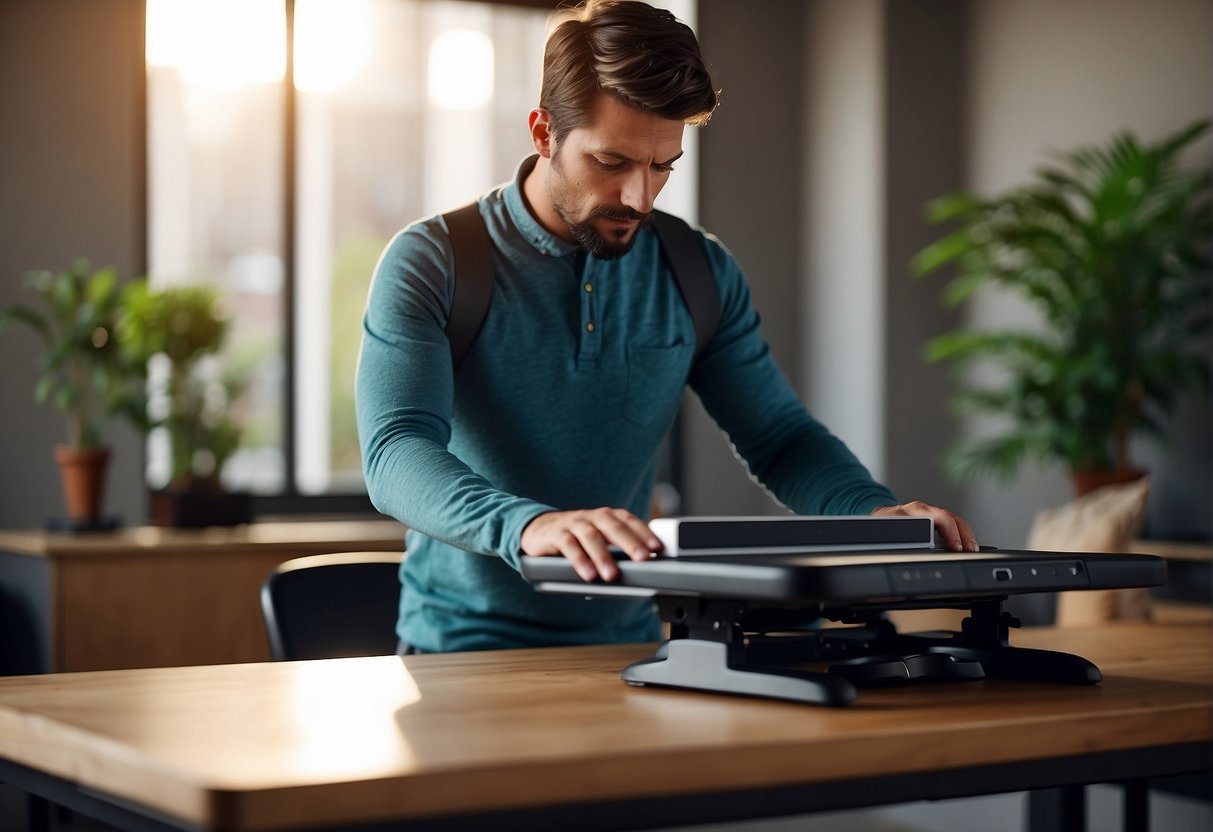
[[504, 154, 580, 258]]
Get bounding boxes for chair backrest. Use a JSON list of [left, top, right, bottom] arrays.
[[260, 551, 404, 661]]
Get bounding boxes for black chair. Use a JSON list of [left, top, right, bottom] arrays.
[[260, 551, 404, 661]]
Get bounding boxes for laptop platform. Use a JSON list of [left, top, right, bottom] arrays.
[[521, 547, 1166, 707]]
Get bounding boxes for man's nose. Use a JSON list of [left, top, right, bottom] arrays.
[[620, 169, 660, 214]]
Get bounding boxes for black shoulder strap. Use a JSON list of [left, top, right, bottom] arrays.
[[442, 203, 719, 370], [442, 201, 494, 370], [651, 209, 719, 365]]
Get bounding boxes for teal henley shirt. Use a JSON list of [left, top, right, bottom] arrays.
[[356, 156, 897, 652]]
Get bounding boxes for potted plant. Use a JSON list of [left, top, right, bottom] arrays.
[[119, 283, 252, 527], [912, 119, 1211, 494], [0, 260, 148, 529]]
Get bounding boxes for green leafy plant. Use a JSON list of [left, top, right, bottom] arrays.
[[912, 119, 1212, 483], [0, 259, 148, 449], [119, 283, 248, 492]]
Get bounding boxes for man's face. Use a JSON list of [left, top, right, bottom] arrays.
[[545, 94, 685, 259]]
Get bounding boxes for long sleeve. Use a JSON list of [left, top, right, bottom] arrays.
[[356, 219, 552, 570]]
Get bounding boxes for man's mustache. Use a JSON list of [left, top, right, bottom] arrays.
[[593, 206, 650, 222]]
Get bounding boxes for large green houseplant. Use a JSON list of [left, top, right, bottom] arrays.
[[0, 260, 148, 528], [119, 283, 251, 526], [912, 119, 1211, 493]]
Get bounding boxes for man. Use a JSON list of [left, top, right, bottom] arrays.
[[357, 0, 976, 653]]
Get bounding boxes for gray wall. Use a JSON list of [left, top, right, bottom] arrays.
[[0, 0, 1209, 548], [0, 0, 146, 529], [881, 0, 968, 515], [688, 0, 809, 516]]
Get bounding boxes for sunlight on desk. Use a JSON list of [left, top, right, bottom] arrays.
[[289, 658, 421, 779]]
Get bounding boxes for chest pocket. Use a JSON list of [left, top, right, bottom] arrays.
[[623, 342, 695, 426]]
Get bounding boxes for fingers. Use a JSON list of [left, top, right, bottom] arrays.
[[520, 508, 662, 582], [951, 513, 980, 553], [872, 501, 979, 552]]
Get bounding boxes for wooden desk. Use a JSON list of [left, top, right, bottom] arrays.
[[0, 620, 1208, 832], [0, 520, 405, 673]]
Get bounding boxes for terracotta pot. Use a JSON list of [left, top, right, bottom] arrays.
[[54, 445, 111, 523], [1070, 467, 1147, 497]]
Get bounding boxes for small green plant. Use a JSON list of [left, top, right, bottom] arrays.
[[119, 283, 248, 491], [913, 119, 1211, 483], [0, 259, 147, 449]]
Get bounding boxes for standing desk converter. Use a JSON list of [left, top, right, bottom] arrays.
[[522, 546, 1167, 706]]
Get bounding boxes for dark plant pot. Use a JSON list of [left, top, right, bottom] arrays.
[[148, 489, 253, 528], [1070, 467, 1147, 498], [54, 445, 110, 523]]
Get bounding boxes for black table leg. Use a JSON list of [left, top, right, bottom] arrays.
[[1121, 781, 1149, 832], [1027, 785, 1086, 832], [26, 793, 48, 832]]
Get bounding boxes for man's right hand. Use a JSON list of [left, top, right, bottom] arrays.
[[520, 507, 661, 582]]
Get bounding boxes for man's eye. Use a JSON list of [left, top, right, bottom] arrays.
[[655, 164, 675, 174], [593, 157, 624, 170]]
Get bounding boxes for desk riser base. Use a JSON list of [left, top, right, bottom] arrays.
[[630, 596, 1102, 706]]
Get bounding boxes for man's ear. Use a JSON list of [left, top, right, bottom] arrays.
[[529, 108, 554, 159]]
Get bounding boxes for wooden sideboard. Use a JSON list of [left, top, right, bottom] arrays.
[[0, 519, 405, 675], [1131, 538, 1211, 605]]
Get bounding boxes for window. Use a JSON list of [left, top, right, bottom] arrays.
[[146, 0, 697, 511]]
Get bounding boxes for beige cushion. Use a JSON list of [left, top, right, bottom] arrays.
[[1027, 477, 1152, 626]]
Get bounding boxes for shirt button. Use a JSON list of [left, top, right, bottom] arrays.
[[584, 283, 593, 293], [586, 322, 595, 333]]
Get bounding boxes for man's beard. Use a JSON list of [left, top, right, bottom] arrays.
[[562, 205, 651, 260], [548, 154, 651, 260]]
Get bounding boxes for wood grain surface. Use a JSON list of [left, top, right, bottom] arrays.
[[0, 620, 1208, 831]]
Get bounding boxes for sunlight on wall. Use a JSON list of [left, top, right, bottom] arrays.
[[147, 0, 373, 95], [295, 0, 373, 94], [427, 29, 494, 110], [146, 0, 286, 89]]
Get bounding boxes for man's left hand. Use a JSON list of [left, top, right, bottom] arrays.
[[871, 501, 979, 552]]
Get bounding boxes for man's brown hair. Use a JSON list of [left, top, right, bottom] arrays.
[[541, 0, 720, 143]]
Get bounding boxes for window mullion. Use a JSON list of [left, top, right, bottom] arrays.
[[282, 0, 299, 496]]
